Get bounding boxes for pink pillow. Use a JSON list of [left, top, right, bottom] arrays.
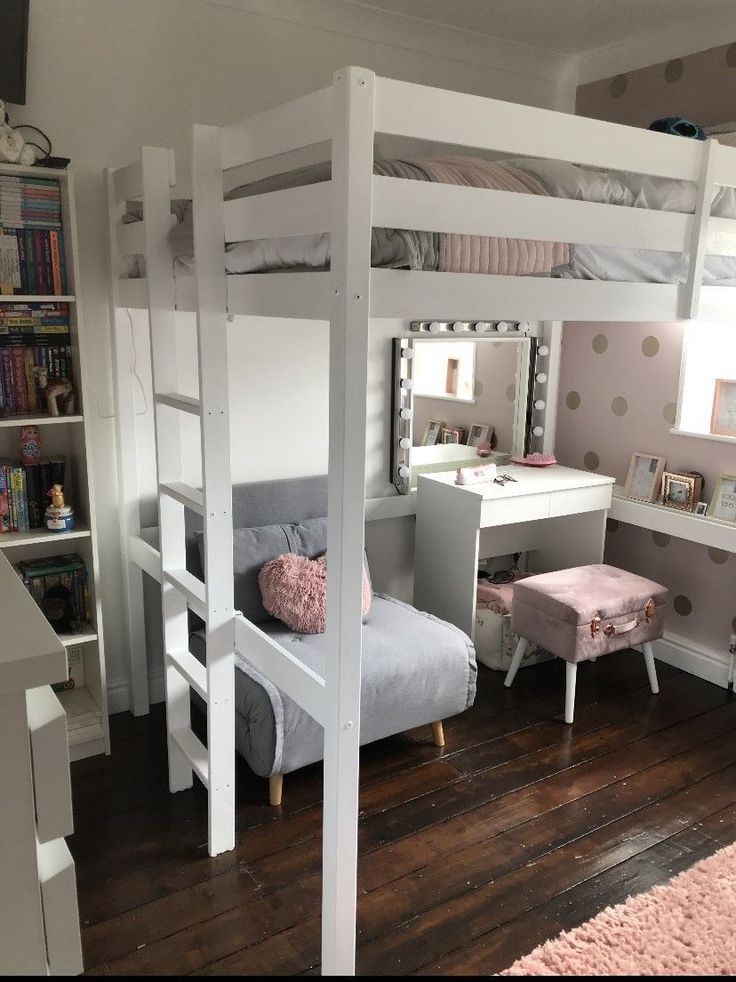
[[258, 553, 372, 634]]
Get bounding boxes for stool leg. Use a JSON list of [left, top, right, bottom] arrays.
[[564, 661, 577, 724], [431, 721, 445, 748], [643, 642, 659, 694], [505, 638, 529, 688], [269, 774, 283, 807]]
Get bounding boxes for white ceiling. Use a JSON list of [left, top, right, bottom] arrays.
[[344, 0, 736, 56]]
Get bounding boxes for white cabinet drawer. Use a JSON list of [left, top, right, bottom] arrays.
[[481, 492, 550, 527], [26, 687, 73, 843], [37, 838, 83, 975], [548, 484, 612, 519]]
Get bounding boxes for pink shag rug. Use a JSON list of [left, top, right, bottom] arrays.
[[502, 841, 736, 975]]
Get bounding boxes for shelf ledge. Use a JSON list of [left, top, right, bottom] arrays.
[[610, 486, 736, 552]]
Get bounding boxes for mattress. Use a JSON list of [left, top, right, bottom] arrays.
[[123, 152, 736, 286]]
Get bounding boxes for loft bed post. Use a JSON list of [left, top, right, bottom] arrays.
[[191, 123, 236, 856], [683, 138, 718, 319], [321, 66, 376, 977], [105, 149, 174, 717]]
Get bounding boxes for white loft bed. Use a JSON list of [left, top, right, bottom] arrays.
[[105, 68, 736, 977]]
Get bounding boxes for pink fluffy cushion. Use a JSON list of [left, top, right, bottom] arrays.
[[258, 553, 372, 634]]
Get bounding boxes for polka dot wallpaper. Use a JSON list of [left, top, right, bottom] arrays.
[[577, 40, 736, 128], [555, 321, 736, 654]]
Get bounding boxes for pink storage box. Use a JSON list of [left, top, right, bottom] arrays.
[[511, 564, 668, 664]]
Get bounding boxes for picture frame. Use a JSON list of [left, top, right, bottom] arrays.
[[441, 426, 465, 445], [660, 471, 703, 512], [695, 501, 708, 516], [421, 419, 444, 446], [467, 423, 492, 448], [624, 452, 667, 503], [707, 474, 736, 523], [710, 378, 736, 437]]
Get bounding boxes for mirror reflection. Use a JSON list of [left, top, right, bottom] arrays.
[[393, 337, 531, 492]]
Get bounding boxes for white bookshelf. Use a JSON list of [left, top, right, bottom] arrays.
[[0, 162, 109, 762]]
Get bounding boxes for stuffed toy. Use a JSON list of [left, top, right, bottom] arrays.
[[648, 116, 707, 141], [0, 99, 36, 165]]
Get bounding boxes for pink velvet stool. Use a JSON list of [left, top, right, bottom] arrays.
[[504, 564, 668, 723]]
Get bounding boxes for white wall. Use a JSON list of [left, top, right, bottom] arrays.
[[10, 0, 574, 710]]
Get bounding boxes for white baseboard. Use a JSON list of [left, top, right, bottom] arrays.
[[107, 673, 166, 715], [653, 632, 731, 689]]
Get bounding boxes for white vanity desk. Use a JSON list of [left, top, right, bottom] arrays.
[[414, 465, 615, 640]]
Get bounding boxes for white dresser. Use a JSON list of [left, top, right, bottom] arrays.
[[0, 551, 83, 975], [414, 464, 615, 639]]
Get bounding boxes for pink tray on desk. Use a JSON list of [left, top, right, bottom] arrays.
[[511, 453, 558, 467]]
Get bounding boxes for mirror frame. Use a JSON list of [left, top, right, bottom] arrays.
[[391, 321, 553, 494]]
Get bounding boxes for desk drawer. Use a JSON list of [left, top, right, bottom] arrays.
[[27, 687, 73, 843], [481, 493, 550, 527], [548, 484, 612, 519]]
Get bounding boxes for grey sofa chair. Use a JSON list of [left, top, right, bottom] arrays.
[[185, 476, 477, 804]]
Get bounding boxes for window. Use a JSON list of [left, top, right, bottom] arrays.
[[675, 322, 736, 441], [413, 340, 476, 403]]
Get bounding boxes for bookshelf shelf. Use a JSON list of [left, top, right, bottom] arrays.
[[0, 413, 84, 428], [0, 524, 90, 548], [1, 162, 109, 761], [0, 295, 76, 303]]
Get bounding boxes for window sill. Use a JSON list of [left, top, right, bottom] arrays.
[[669, 427, 736, 445]]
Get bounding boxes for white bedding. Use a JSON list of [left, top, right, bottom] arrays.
[[125, 153, 736, 286]]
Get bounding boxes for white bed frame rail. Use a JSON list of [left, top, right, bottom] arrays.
[[107, 67, 736, 975]]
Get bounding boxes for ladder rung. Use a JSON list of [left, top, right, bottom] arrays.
[[166, 649, 208, 701], [155, 392, 201, 415], [160, 481, 205, 516], [169, 727, 209, 787], [163, 568, 206, 619]]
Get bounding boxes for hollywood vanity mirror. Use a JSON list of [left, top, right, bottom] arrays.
[[391, 320, 553, 493]]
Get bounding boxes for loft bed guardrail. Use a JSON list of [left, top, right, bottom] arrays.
[[110, 73, 736, 324], [106, 67, 736, 977]]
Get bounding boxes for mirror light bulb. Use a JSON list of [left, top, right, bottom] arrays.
[[537, 345, 549, 357], [473, 321, 492, 332], [400, 378, 413, 390], [402, 346, 414, 359], [534, 399, 546, 411], [535, 372, 548, 384], [428, 321, 444, 333], [532, 425, 544, 437], [496, 321, 510, 333], [400, 408, 412, 420], [398, 465, 410, 478], [399, 437, 411, 450]]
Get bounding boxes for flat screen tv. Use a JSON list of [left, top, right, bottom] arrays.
[[0, 0, 30, 106]]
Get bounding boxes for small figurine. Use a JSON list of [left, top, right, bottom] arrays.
[[36, 368, 76, 416], [45, 484, 75, 532], [476, 441, 492, 458], [20, 424, 42, 466]]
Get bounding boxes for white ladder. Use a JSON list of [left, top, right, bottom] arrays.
[[143, 142, 235, 858]]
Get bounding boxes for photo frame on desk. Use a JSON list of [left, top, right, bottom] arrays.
[[710, 378, 736, 437], [624, 452, 667, 502], [707, 474, 736, 523]]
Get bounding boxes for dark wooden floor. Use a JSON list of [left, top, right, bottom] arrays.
[[70, 652, 736, 975]]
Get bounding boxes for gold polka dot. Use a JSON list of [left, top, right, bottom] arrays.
[[642, 336, 660, 357], [492, 341, 503, 349], [592, 334, 608, 354], [664, 58, 684, 83], [708, 547, 729, 565], [610, 74, 628, 98], [652, 531, 671, 548], [727, 43, 736, 67], [607, 518, 620, 533], [506, 383, 516, 402], [663, 402, 676, 425], [566, 390, 581, 410], [474, 380, 484, 397], [732, 616, 736, 633], [673, 594, 692, 616], [584, 451, 600, 471], [611, 396, 628, 416]]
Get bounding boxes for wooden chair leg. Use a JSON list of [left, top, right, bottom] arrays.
[[431, 720, 445, 748], [269, 774, 283, 807]]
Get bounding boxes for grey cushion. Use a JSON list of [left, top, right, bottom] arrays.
[[190, 593, 477, 777], [196, 516, 329, 624]]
